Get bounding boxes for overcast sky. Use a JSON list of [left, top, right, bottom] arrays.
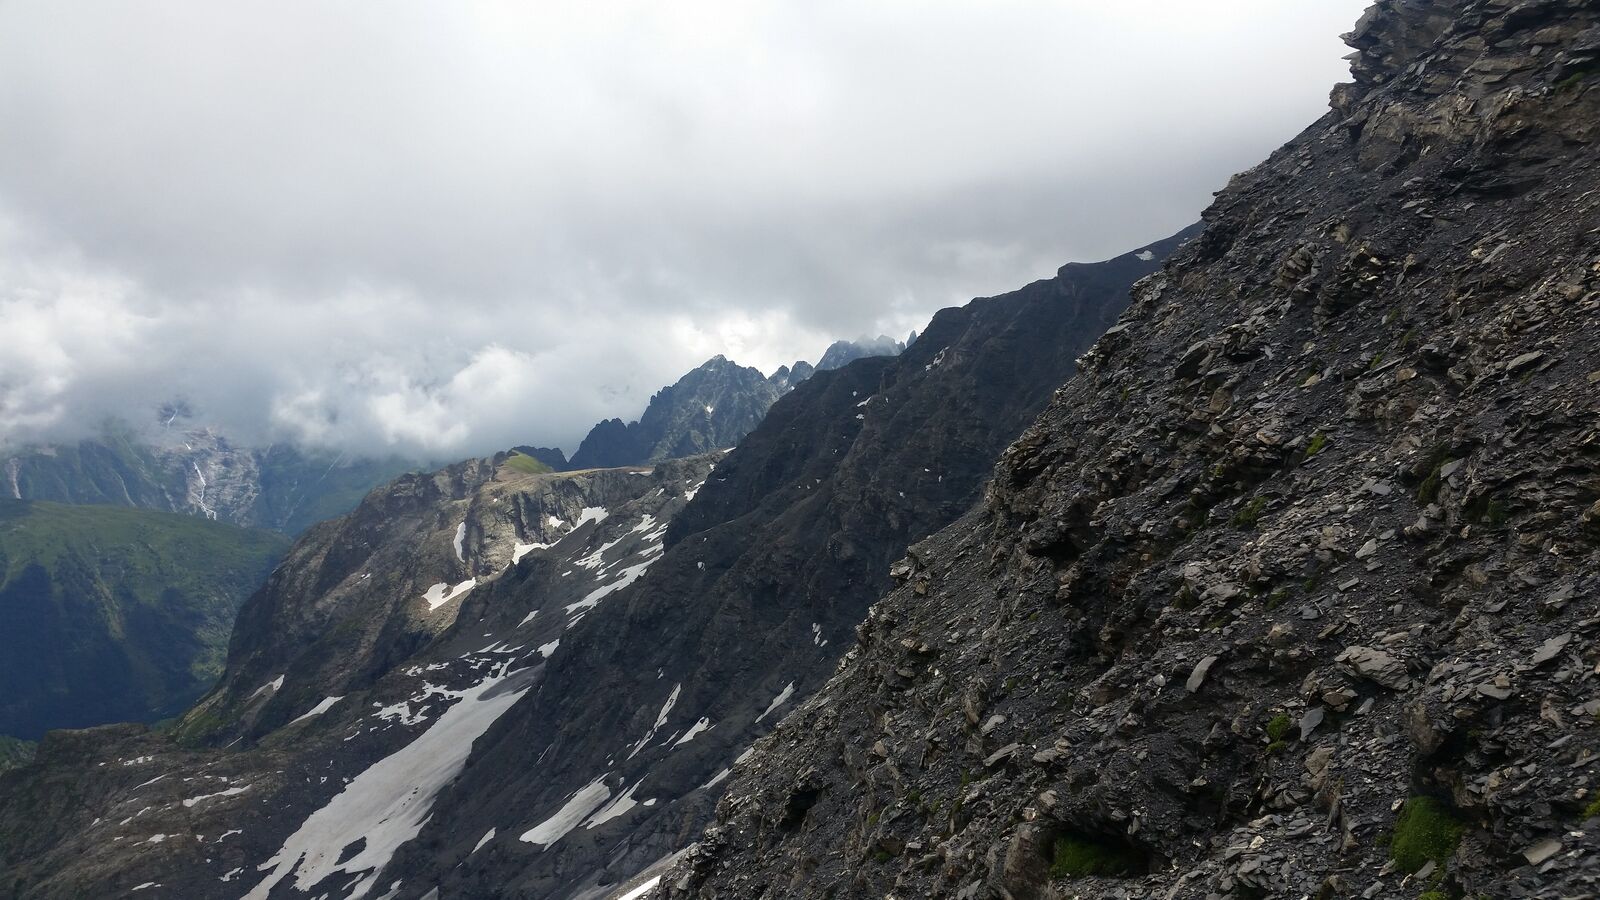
[[0, 0, 1370, 458]]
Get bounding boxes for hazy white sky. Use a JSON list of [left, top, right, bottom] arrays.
[[0, 0, 1370, 456]]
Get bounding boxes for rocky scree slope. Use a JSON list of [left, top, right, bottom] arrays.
[[0, 454, 714, 899], [662, 4, 1600, 899], [364, 232, 1190, 899], [0, 501, 288, 740]]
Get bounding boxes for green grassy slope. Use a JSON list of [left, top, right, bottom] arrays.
[[0, 500, 289, 740]]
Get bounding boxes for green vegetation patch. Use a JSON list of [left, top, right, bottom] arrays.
[[0, 736, 36, 772], [1049, 834, 1145, 879], [0, 500, 289, 738], [503, 451, 555, 475], [1266, 713, 1292, 742], [1305, 431, 1329, 457], [1231, 496, 1269, 529], [1390, 796, 1466, 873]]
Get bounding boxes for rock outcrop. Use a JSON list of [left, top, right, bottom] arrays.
[[662, 3, 1600, 899]]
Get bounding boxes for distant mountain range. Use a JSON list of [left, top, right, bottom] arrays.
[[3, 426, 417, 535]]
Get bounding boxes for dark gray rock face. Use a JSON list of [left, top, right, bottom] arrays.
[[663, 4, 1600, 899], [567, 356, 785, 470]]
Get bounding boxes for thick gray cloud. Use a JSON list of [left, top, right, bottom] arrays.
[[0, 0, 1370, 457]]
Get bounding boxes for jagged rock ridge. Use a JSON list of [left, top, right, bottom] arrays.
[[566, 337, 911, 472], [664, 4, 1600, 899]]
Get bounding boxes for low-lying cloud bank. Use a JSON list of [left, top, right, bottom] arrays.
[[0, 0, 1367, 457]]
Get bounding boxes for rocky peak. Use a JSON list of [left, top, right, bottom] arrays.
[[566, 356, 781, 471]]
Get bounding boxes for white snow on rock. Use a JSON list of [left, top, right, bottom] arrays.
[[289, 696, 344, 725], [574, 506, 609, 528], [1136, 249, 1156, 261], [616, 876, 663, 900], [537, 639, 560, 658], [519, 777, 611, 848], [421, 579, 477, 611], [583, 780, 648, 829], [565, 556, 660, 618], [250, 675, 285, 700], [628, 683, 681, 758], [182, 785, 250, 808], [756, 682, 796, 722], [471, 828, 496, 854], [453, 522, 467, 562], [512, 541, 553, 564], [243, 665, 533, 900], [671, 717, 713, 747]]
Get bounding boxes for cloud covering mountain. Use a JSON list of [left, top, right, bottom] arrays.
[[0, 0, 1367, 457]]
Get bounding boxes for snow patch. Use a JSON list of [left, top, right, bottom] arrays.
[[513, 541, 553, 564], [672, 717, 713, 747], [520, 777, 611, 848], [1135, 249, 1155, 261], [288, 696, 344, 725], [616, 877, 663, 900], [756, 682, 795, 722], [583, 780, 646, 828], [628, 683, 681, 758], [250, 675, 285, 700], [452, 521, 467, 562], [182, 785, 250, 808], [243, 666, 533, 900], [422, 579, 477, 611]]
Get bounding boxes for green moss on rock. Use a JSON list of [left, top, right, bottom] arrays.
[[1049, 834, 1145, 879], [1390, 796, 1466, 873]]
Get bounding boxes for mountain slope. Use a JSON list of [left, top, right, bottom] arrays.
[[0, 454, 716, 898], [665, 4, 1600, 898], [0, 500, 288, 740]]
